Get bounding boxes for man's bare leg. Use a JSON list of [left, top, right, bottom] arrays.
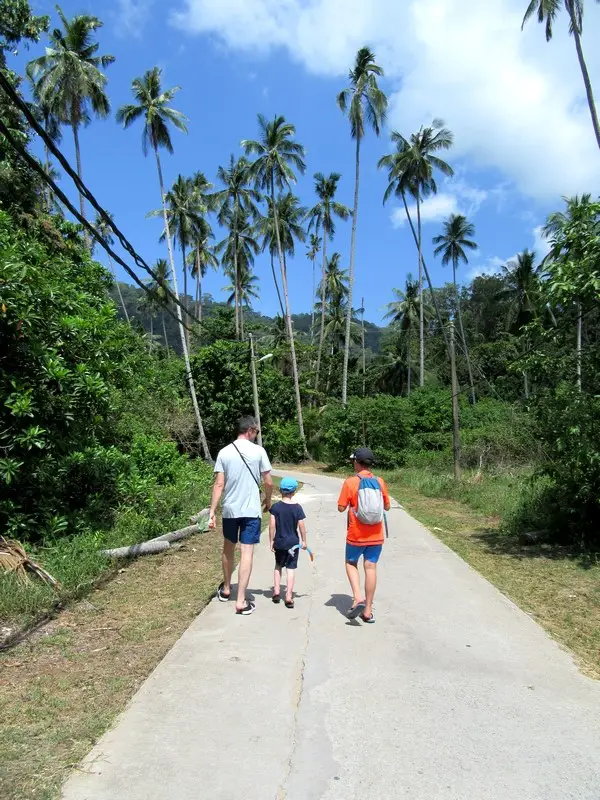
[[236, 543, 254, 610], [222, 538, 236, 596], [345, 561, 365, 608], [364, 560, 377, 618], [273, 565, 282, 597], [285, 568, 296, 603]]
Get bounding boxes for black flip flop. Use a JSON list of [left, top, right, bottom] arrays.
[[347, 601, 366, 620], [216, 582, 231, 602], [236, 601, 255, 616], [285, 599, 294, 609], [272, 593, 281, 604]]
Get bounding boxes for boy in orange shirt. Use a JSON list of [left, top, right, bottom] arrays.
[[337, 447, 390, 623]]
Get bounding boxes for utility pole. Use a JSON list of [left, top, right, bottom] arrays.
[[449, 319, 461, 480], [249, 333, 262, 447]]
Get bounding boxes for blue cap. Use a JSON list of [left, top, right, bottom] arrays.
[[280, 477, 298, 493]]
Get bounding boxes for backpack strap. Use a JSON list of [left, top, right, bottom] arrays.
[[232, 442, 261, 490]]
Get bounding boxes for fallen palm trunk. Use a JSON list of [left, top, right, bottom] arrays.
[[101, 509, 210, 559]]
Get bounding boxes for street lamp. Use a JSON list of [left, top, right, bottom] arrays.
[[249, 333, 273, 447]]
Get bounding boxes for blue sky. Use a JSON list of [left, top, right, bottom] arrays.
[[14, 0, 600, 324]]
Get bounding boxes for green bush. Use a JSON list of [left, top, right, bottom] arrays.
[[263, 421, 305, 463]]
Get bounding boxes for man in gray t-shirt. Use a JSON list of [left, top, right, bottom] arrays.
[[209, 416, 272, 615]]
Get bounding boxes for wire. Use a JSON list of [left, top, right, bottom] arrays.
[[0, 70, 195, 329]]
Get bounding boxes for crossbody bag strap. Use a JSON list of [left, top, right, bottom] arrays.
[[232, 442, 261, 490]]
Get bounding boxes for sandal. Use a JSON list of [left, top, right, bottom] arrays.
[[235, 602, 255, 616], [360, 612, 375, 624], [216, 582, 231, 602], [347, 601, 366, 620], [285, 599, 294, 609], [272, 593, 281, 604]]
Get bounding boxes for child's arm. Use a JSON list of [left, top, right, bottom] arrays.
[[298, 519, 307, 549], [269, 514, 276, 552]]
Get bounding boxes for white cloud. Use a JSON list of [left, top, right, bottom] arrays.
[[117, 0, 154, 36], [171, 0, 600, 200], [532, 224, 551, 259], [468, 226, 549, 279], [390, 176, 488, 228]]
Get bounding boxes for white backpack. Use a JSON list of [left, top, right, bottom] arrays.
[[355, 475, 384, 525]]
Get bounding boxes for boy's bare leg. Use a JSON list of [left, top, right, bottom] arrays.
[[236, 543, 254, 610], [285, 568, 296, 602], [364, 560, 377, 618], [222, 539, 236, 595], [345, 561, 365, 607], [273, 565, 282, 597]]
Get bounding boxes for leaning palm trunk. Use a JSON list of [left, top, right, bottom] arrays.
[[361, 297, 366, 398], [233, 202, 240, 339], [567, 2, 600, 151], [342, 136, 361, 405], [270, 251, 285, 318], [454, 261, 475, 404], [271, 178, 309, 458], [154, 144, 212, 462], [310, 256, 316, 345], [417, 194, 424, 388], [314, 230, 328, 394], [402, 193, 450, 356], [181, 246, 189, 349]]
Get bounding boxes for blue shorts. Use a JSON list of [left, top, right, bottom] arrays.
[[345, 543, 383, 564], [222, 517, 261, 545]]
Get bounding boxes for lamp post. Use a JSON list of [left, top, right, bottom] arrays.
[[249, 332, 273, 447]]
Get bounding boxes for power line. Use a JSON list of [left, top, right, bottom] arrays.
[[0, 70, 196, 330]]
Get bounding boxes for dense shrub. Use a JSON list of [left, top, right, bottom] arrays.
[[263, 421, 305, 463]]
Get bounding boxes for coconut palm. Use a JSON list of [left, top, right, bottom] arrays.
[[378, 121, 454, 388], [306, 233, 321, 342], [27, 7, 114, 235], [433, 213, 477, 402], [116, 66, 211, 462], [242, 115, 309, 456], [92, 211, 129, 323], [384, 274, 432, 395], [188, 217, 218, 323], [498, 249, 541, 400], [149, 258, 172, 353], [337, 47, 387, 404], [224, 266, 259, 309], [307, 172, 351, 393], [216, 207, 260, 340], [212, 155, 262, 337], [522, 1, 600, 150]]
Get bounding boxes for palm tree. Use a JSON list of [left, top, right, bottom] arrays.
[[117, 66, 211, 462], [188, 217, 218, 323], [224, 266, 260, 310], [27, 7, 115, 236], [433, 213, 478, 403], [92, 211, 129, 323], [498, 249, 541, 400], [149, 258, 171, 353], [28, 87, 63, 212], [384, 274, 431, 395], [307, 172, 351, 393], [522, 1, 600, 150], [242, 115, 309, 457], [216, 207, 260, 340], [306, 233, 321, 342], [322, 252, 349, 306], [337, 48, 387, 404], [378, 121, 454, 388], [212, 155, 262, 337]]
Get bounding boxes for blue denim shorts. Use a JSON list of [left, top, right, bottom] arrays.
[[222, 517, 261, 545], [345, 543, 383, 564]]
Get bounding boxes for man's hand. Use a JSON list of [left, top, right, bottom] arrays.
[[262, 497, 271, 513], [270, 540, 275, 553], [208, 510, 217, 529]]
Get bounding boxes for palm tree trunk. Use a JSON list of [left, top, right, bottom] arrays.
[[149, 315, 153, 352], [315, 230, 328, 394], [195, 247, 201, 322], [407, 327, 411, 397], [109, 254, 130, 323], [44, 140, 52, 212], [162, 311, 169, 356], [270, 250, 285, 318], [181, 245, 190, 350], [271, 177, 309, 458], [361, 297, 366, 398], [342, 136, 361, 405], [454, 261, 475, 404], [567, 1, 600, 151], [576, 300, 582, 391], [233, 197, 240, 340], [153, 144, 212, 463], [417, 194, 424, 388], [523, 335, 530, 401], [310, 256, 316, 345], [240, 302, 245, 341], [402, 193, 451, 357], [71, 116, 89, 249]]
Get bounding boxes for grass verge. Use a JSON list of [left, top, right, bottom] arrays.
[[381, 468, 600, 680]]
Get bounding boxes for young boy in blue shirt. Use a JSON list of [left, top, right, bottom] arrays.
[[269, 477, 307, 609]]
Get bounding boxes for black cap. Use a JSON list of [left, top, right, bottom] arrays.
[[350, 447, 375, 465]]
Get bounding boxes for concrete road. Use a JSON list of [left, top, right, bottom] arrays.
[[62, 471, 600, 800]]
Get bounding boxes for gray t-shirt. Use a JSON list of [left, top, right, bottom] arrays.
[[214, 439, 272, 519]]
